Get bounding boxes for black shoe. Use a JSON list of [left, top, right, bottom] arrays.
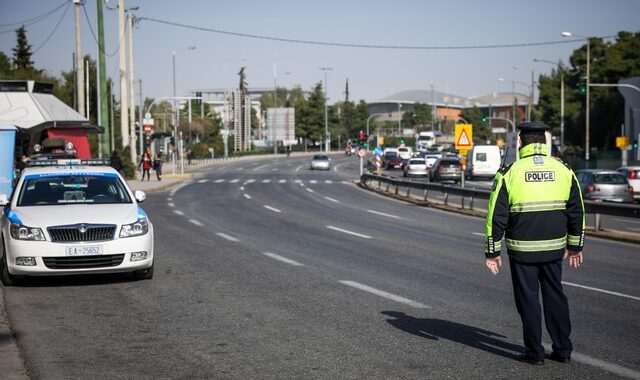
[[517, 354, 545, 365], [550, 352, 571, 363]]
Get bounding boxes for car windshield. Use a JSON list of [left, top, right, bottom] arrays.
[[593, 173, 627, 185], [313, 155, 329, 160], [409, 159, 425, 164], [385, 152, 398, 158], [18, 173, 132, 206]]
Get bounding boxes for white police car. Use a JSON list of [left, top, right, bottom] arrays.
[[0, 159, 154, 285]]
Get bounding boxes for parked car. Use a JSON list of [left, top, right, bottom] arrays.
[[0, 159, 154, 285], [616, 166, 640, 202], [383, 152, 403, 169], [310, 155, 331, 170], [403, 158, 428, 178], [429, 157, 463, 183], [575, 169, 634, 203], [465, 145, 501, 180]]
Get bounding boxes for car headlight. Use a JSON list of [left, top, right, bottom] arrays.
[[9, 223, 46, 241], [120, 218, 149, 238]]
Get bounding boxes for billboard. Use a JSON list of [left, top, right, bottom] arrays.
[[266, 108, 296, 144]]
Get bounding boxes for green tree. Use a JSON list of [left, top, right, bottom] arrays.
[[12, 25, 34, 70], [460, 106, 492, 143], [296, 82, 325, 143], [0, 51, 11, 78]]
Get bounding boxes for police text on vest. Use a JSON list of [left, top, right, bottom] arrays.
[[525, 171, 555, 182]]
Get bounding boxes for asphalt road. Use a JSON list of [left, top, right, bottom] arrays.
[[3, 154, 640, 379]]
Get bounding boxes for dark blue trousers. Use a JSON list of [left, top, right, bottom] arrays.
[[509, 258, 573, 360]]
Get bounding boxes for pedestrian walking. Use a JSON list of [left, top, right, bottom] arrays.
[[484, 122, 585, 365], [139, 151, 152, 181], [153, 151, 163, 181]]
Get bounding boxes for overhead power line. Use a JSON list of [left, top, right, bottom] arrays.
[[81, 3, 126, 57], [33, 1, 72, 54], [137, 16, 616, 50], [0, 0, 69, 28]]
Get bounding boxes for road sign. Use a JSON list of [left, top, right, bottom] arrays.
[[143, 124, 152, 133], [375, 155, 382, 168], [373, 146, 383, 156], [455, 124, 473, 156], [616, 136, 629, 149], [357, 148, 366, 158]]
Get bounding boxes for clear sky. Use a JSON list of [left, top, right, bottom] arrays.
[[1, 0, 639, 104]]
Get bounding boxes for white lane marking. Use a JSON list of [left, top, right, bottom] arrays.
[[189, 219, 204, 226], [325, 180, 333, 184], [261, 252, 304, 266], [278, 179, 286, 183], [310, 180, 318, 184], [333, 163, 344, 173], [264, 205, 282, 213], [198, 179, 209, 183], [240, 186, 245, 191], [341, 181, 350, 185], [230, 179, 240, 183], [472, 232, 485, 236], [339, 281, 429, 309], [245, 179, 255, 184], [294, 179, 302, 184], [262, 179, 271, 183], [324, 196, 339, 203], [244, 194, 252, 199], [295, 165, 304, 172], [253, 164, 268, 171], [366, 209, 400, 219], [216, 233, 239, 242], [614, 217, 640, 224], [173, 210, 184, 216], [306, 188, 315, 193], [326, 225, 372, 239], [214, 179, 225, 183], [541, 343, 640, 380], [167, 197, 173, 202], [562, 281, 640, 301], [167, 202, 175, 208]]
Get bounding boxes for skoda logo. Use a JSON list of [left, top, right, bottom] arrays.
[[78, 224, 87, 234]]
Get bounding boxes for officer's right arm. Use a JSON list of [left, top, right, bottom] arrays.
[[485, 172, 509, 258]]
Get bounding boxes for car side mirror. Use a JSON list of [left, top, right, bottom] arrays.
[[0, 193, 8, 206], [134, 190, 146, 203]]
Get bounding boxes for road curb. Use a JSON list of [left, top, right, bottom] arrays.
[[0, 288, 29, 379], [357, 181, 640, 245]]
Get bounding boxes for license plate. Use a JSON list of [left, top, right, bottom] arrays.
[[66, 245, 103, 256]]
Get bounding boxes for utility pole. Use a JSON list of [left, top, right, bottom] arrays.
[[110, 80, 115, 150], [118, 0, 130, 153], [127, 9, 137, 162], [97, 0, 109, 156], [74, 0, 85, 117], [319, 67, 333, 152], [85, 58, 90, 119], [138, 79, 143, 155]]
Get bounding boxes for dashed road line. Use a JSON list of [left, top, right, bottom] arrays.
[[214, 179, 226, 183], [253, 164, 268, 171], [230, 179, 240, 183], [189, 219, 204, 226], [472, 232, 485, 236], [310, 180, 317, 184], [562, 281, 640, 301], [173, 210, 184, 216], [295, 165, 304, 172], [326, 225, 372, 239], [325, 180, 333, 184], [262, 179, 271, 183], [264, 205, 282, 213], [261, 252, 304, 266], [324, 196, 339, 203], [245, 179, 255, 184], [294, 179, 302, 184], [168, 202, 175, 208], [366, 209, 400, 219], [216, 232, 239, 242], [339, 281, 429, 309], [278, 179, 286, 183], [306, 188, 314, 193], [198, 179, 209, 183], [244, 194, 252, 199], [167, 197, 173, 202]]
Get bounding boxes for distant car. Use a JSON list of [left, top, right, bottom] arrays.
[[310, 155, 331, 170], [429, 157, 462, 183], [575, 169, 634, 203], [616, 166, 640, 202], [383, 152, 402, 169], [0, 159, 154, 286], [465, 145, 501, 180], [403, 158, 428, 178], [423, 154, 442, 169], [398, 147, 413, 160]]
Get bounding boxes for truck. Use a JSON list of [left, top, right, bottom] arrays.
[[416, 131, 442, 150]]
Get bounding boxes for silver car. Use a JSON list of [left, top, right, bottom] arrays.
[[403, 158, 428, 177], [310, 155, 331, 170], [575, 170, 634, 203]]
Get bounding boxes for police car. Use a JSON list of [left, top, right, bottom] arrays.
[[0, 159, 154, 285]]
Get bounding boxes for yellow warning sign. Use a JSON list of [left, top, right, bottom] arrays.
[[455, 124, 473, 150]]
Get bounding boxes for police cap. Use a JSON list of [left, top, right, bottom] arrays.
[[516, 122, 550, 132]]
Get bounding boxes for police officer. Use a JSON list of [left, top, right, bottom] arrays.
[[484, 122, 585, 365]]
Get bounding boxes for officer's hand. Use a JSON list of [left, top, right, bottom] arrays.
[[486, 256, 502, 275], [566, 250, 583, 269]]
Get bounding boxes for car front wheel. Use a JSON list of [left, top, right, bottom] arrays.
[[1, 240, 20, 286], [133, 262, 154, 280]]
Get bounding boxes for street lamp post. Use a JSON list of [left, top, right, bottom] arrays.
[[562, 31, 591, 162], [534, 58, 565, 152], [319, 67, 333, 152]]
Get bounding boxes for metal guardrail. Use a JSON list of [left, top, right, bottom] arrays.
[[360, 173, 640, 226]]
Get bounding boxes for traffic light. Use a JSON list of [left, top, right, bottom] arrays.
[[634, 140, 638, 149], [482, 116, 488, 123], [578, 76, 587, 94]]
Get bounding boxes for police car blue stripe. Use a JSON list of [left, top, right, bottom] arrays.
[[24, 172, 119, 180], [3, 208, 22, 224]]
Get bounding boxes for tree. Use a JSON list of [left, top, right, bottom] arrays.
[[12, 25, 34, 70], [460, 106, 492, 143], [0, 52, 11, 78], [296, 82, 325, 143]]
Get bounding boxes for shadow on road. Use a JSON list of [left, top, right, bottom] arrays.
[[382, 311, 523, 360]]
